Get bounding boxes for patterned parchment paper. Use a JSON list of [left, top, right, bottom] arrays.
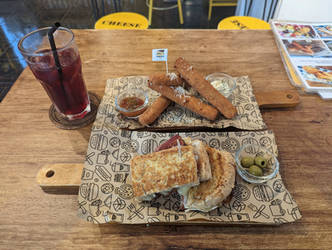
[[100, 75, 266, 130], [78, 128, 301, 225]]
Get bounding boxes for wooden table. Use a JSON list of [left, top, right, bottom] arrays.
[[1, 30, 331, 249]]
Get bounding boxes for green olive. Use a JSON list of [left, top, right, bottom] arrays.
[[248, 165, 263, 176], [254, 156, 267, 168], [241, 156, 254, 168]]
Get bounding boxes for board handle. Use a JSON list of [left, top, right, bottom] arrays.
[[36, 163, 83, 194], [256, 90, 300, 108]]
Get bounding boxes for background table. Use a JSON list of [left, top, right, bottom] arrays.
[[1, 30, 331, 249]]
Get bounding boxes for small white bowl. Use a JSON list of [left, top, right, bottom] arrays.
[[205, 72, 237, 98]]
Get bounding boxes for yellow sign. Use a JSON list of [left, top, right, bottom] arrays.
[[218, 16, 270, 30], [95, 12, 148, 30]]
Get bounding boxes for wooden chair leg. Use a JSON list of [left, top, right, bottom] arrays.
[[148, 0, 153, 26], [208, 0, 213, 21], [177, 0, 184, 24]]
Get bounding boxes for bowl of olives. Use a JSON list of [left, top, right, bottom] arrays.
[[235, 144, 279, 184]]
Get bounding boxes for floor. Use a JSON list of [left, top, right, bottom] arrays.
[[0, 0, 236, 102]]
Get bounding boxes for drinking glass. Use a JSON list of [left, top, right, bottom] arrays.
[[18, 27, 90, 120]]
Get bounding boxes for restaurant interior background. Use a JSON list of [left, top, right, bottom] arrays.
[[0, 0, 331, 102]]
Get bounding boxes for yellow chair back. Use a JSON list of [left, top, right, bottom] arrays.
[[209, 0, 238, 20], [95, 12, 149, 30], [218, 16, 270, 30]]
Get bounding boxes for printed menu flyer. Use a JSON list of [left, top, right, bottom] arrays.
[[271, 21, 332, 99]]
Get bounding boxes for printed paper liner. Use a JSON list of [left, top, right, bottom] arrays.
[[78, 129, 301, 225]]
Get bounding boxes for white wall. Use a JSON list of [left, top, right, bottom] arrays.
[[275, 0, 332, 22]]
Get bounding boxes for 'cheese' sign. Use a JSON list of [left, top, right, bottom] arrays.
[[94, 12, 148, 30]]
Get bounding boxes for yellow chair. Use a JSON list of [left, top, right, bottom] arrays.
[[95, 12, 149, 29], [148, 0, 183, 26], [209, 0, 238, 21], [217, 16, 270, 30]]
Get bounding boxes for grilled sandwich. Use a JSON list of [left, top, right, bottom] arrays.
[[131, 145, 199, 201]]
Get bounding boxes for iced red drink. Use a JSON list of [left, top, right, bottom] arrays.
[[18, 27, 90, 120]]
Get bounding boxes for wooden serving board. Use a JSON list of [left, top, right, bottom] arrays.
[[37, 90, 300, 193]]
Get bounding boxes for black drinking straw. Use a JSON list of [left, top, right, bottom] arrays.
[[48, 22, 62, 79], [48, 22, 67, 109]]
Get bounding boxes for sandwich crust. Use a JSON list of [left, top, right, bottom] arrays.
[[131, 146, 199, 198], [184, 146, 236, 212]]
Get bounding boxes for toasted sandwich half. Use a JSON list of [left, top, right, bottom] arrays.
[[130, 145, 199, 201], [179, 146, 236, 212], [183, 137, 212, 182]]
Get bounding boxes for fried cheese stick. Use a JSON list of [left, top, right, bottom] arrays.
[[138, 96, 171, 126], [149, 72, 183, 86], [148, 81, 218, 121], [174, 57, 237, 119]]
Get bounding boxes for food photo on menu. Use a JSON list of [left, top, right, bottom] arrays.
[[274, 23, 317, 38], [297, 65, 332, 87], [314, 25, 332, 38], [282, 39, 331, 57]]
